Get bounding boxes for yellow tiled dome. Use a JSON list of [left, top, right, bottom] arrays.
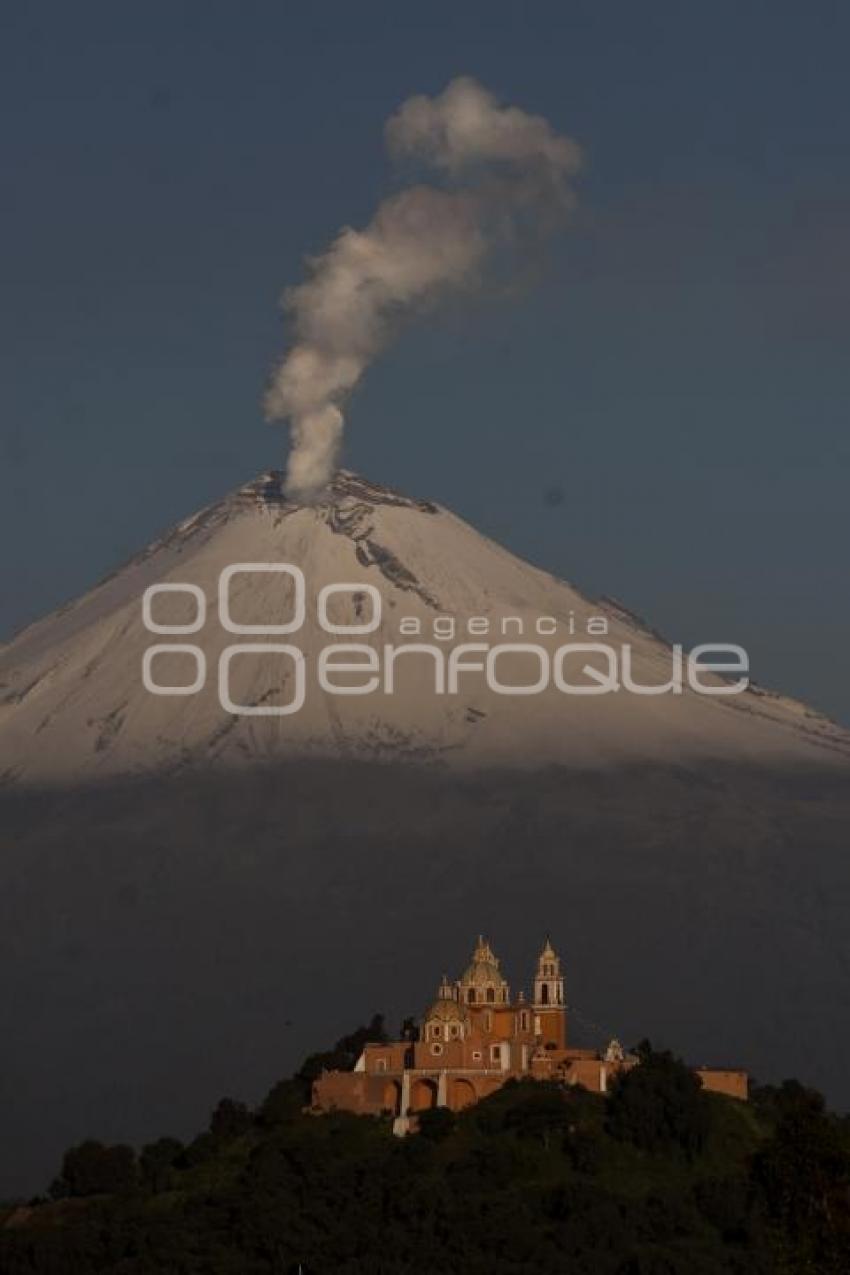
[[425, 997, 470, 1023], [459, 935, 508, 990]]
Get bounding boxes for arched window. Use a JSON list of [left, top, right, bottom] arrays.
[[433, 1024, 442, 1038], [486, 987, 495, 1003], [467, 988, 475, 1004], [541, 984, 550, 1005]]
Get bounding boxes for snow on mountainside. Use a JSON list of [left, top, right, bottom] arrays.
[[1, 470, 847, 785]]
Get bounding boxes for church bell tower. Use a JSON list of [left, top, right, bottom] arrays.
[[532, 937, 566, 1049]]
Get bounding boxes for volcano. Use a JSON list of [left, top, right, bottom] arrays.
[[1, 472, 849, 1199], [2, 470, 847, 786]]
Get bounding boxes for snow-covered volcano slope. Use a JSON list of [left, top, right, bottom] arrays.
[[1, 471, 847, 785]]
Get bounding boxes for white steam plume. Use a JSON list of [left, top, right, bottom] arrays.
[[265, 77, 582, 501]]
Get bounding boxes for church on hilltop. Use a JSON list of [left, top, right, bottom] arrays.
[[312, 937, 747, 1131]]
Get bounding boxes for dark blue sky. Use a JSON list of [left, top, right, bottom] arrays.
[[2, 1, 849, 722]]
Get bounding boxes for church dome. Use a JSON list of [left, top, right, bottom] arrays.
[[460, 959, 502, 986], [425, 998, 470, 1023], [461, 933, 509, 989]]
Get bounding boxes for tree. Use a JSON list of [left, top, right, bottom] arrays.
[[752, 1079, 850, 1271], [335, 1013, 389, 1059], [209, 1097, 252, 1140], [607, 1044, 710, 1157], [178, 1132, 219, 1168], [503, 1083, 573, 1148], [53, 1140, 137, 1198], [417, 1106, 455, 1141], [139, 1137, 184, 1193], [257, 1077, 305, 1128], [295, 1013, 389, 1094]]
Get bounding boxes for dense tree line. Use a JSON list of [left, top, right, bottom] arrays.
[[1, 1029, 849, 1274]]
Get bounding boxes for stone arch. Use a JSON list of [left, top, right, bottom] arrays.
[[410, 1078, 438, 1112], [382, 1080, 401, 1117], [451, 1078, 477, 1110]]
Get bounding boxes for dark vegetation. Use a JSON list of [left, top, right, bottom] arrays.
[[2, 1026, 849, 1274]]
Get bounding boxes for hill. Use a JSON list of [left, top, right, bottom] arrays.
[[2, 1039, 849, 1274]]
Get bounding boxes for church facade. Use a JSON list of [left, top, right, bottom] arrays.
[[312, 937, 747, 1131]]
